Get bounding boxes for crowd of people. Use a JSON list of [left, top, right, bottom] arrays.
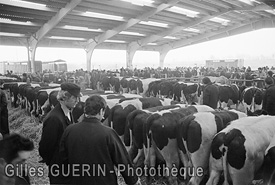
[[0, 64, 275, 185]]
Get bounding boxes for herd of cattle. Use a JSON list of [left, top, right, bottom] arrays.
[[2, 75, 275, 185]]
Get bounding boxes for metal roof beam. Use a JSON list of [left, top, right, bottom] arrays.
[[28, 0, 82, 47], [161, 18, 275, 50], [85, 0, 180, 50], [234, 4, 272, 11], [129, 8, 231, 51]]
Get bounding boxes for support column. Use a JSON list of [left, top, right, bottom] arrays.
[[27, 36, 38, 73], [126, 43, 139, 70], [158, 45, 171, 68], [85, 41, 97, 72]]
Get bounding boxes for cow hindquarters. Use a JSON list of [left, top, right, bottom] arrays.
[[206, 155, 223, 185], [159, 138, 181, 185]]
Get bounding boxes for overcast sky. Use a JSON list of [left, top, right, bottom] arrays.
[[1, 28, 275, 71]]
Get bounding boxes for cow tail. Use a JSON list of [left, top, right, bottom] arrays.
[[108, 107, 115, 128], [251, 94, 255, 112], [124, 110, 142, 147], [222, 147, 229, 185], [146, 114, 161, 138], [145, 113, 161, 153]]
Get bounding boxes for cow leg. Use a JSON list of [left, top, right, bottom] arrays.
[[178, 149, 190, 168], [145, 145, 156, 184], [228, 164, 255, 185], [25, 97, 29, 111], [133, 148, 143, 164], [133, 148, 145, 167], [188, 150, 210, 185], [206, 156, 223, 185], [160, 139, 180, 185], [31, 101, 36, 116]]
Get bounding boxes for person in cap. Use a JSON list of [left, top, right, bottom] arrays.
[[0, 81, 9, 138], [59, 95, 141, 185], [262, 77, 275, 115], [39, 82, 81, 184], [202, 77, 219, 109]]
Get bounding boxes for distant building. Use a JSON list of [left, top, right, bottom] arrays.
[[0, 61, 42, 74], [42, 59, 67, 72], [206, 59, 244, 69]]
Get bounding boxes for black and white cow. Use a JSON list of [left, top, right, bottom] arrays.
[[158, 80, 177, 99], [178, 109, 246, 185], [240, 86, 264, 114], [125, 104, 187, 166], [207, 116, 275, 185], [145, 105, 214, 185], [217, 84, 241, 109], [145, 79, 162, 97], [36, 87, 61, 116], [100, 76, 120, 92], [263, 136, 275, 185]]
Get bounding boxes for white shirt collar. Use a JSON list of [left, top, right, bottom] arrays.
[[60, 102, 71, 121]]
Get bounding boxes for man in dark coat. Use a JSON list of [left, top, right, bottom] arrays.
[[39, 82, 81, 184], [262, 77, 275, 115], [202, 77, 219, 109], [59, 95, 141, 185], [0, 82, 9, 138]]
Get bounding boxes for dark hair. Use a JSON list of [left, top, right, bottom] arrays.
[[202, 77, 211, 85], [267, 71, 274, 77], [265, 77, 274, 85], [84, 95, 106, 116], [0, 133, 34, 163]]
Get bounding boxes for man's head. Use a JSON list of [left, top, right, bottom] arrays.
[[265, 77, 274, 87], [84, 95, 106, 120], [57, 82, 81, 109], [0, 133, 34, 164], [202, 77, 211, 85]]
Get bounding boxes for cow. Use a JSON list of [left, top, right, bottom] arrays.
[[263, 136, 275, 185], [158, 80, 177, 99], [145, 105, 214, 185], [109, 75, 120, 93], [171, 81, 205, 105], [108, 97, 174, 146], [120, 77, 129, 93], [99, 75, 120, 93], [119, 77, 144, 94], [36, 87, 61, 117], [7, 82, 28, 107], [145, 79, 162, 97], [17, 83, 40, 110], [172, 81, 187, 102], [240, 86, 264, 114], [182, 82, 203, 105], [139, 78, 158, 97], [216, 84, 241, 109], [178, 109, 247, 185], [207, 116, 275, 185], [125, 104, 188, 166]]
